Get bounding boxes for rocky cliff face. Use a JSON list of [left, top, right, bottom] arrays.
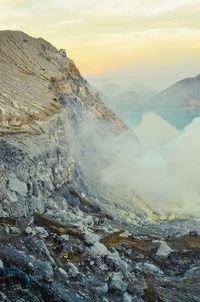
[[0, 30, 128, 219], [0, 30, 124, 134]]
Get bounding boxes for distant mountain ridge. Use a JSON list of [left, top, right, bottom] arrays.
[[151, 74, 200, 129], [90, 74, 200, 129], [153, 74, 200, 108], [89, 79, 157, 126]]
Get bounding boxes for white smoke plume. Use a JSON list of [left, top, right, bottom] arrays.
[[76, 115, 200, 218]]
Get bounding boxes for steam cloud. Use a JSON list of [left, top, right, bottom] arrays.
[[76, 115, 200, 218]]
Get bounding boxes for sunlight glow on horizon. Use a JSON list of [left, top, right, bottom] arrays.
[[0, 0, 200, 88]]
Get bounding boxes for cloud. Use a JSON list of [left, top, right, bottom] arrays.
[[47, 19, 84, 28], [74, 113, 200, 219], [48, 0, 199, 17], [0, 0, 200, 86], [101, 116, 200, 217]]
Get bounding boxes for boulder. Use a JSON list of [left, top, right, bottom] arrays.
[[156, 241, 173, 258], [66, 262, 79, 278], [90, 242, 108, 256], [109, 272, 127, 292], [136, 262, 164, 276], [84, 231, 100, 245]]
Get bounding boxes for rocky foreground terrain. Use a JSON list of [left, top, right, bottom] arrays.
[[0, 31, 200, 302]]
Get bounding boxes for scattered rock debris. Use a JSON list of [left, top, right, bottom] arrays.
[[0, 209, 200, 301]]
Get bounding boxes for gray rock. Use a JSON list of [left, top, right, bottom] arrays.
[[91, 280, 109, 295], [0, 292, 7, 302], [123, 293, 133, 302], [185, 266, 200, 277], [84, 231, 99, 245], [66, 262, 79, 277], [132, 298, 144, 302], [31, 238, 56, 267], [0, 245, 54, 281], [0, 225, 9, 235], [25, 226, 35, 235], [9, 226, 21, 234], [34, 226, 49, 239], [90, 242, 108, 256], [156, 241, 173, 258], [109, 272, 127, 292], [136, 262, 164, 276], [106, 251, 128, 271], [56, 267, 69, 284], [27, 262, 34, 272], [61, 234, 70, 241], [8, 172, 27, 196], [59, 49, 67, 58]]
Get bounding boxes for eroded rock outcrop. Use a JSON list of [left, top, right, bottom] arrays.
[[0, 30, 128, 218]]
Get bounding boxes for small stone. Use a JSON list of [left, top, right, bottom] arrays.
[[61, 234, 70, 241], [109, 272, 127, 292], [123, 292, 133, 302], [47, 198, 59, 210], [120, 231, 131, 238], [99, 263, 108, 271], [34, 226, 49, 239], [57, 267, 69, 283], [185, 266, 200, 277], [156, 241, 173, 258], [66, 262, 79, 277], [0, 292, 7, 301], [0, 259, 4, 267], [58, 267, 68, 277], [27, 262, 34, 273], [107, 251, 128, 271], [92, 281, 109, 295], [8, 172, 27, 196], [59, 49, 67, 58], [10, 226, 21, 234], [90, 242, 108, 256], [27, 262, 34, 269], [136, 262, 164, 276], [25, 226, 35, 235], [84, 231, 99, 245], [0, 225, 9, 235]]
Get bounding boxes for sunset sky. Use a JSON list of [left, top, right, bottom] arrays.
[[0, 0, 200, 88]]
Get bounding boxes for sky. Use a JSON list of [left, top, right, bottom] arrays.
[[0, 0, 200, 89]]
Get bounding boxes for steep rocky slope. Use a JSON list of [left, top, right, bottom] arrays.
[[0, 30, 130, 219], [0, 31, 125, 135]]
